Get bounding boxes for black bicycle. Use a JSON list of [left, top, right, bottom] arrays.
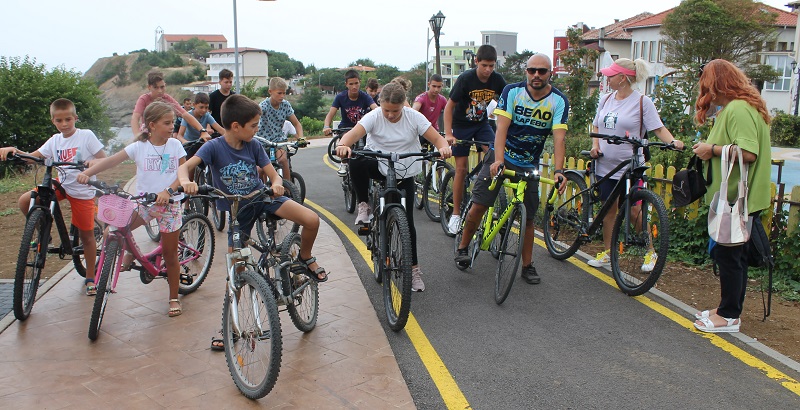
[[326, 127, 359, 213], [414, 137, 455, 222], [9, 153, 101, 320], [255, 136, 308, 203], [349, 149, 439, 331], [542, 132, 680, 296]]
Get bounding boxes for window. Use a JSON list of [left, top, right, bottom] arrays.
[[640, 42, 645, 59], [485, 35, 490, 44], [555, 41, 561, 50], [764, 55, 791, 91], [632, 42, 639, 60], [649, 41, 656, 62], [658, 42, 665, 62]]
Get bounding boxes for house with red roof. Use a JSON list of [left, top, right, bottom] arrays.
[[157, 34, 228, 53]]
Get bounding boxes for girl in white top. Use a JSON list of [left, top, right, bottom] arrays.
[[78, 101, 187, 317], [335, 81, 452, 292]]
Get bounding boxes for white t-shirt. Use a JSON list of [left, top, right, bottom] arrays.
[[38, 129, 104, 200], [487, 99, 497, 120], [361, 106, 431, 178], [124, 139, 186, 200], [282, 120, 296, 139]]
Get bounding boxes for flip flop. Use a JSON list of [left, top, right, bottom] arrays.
[[694, 316, 740, 333]]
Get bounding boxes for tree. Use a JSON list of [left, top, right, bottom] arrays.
[[267, 50, 306, 78], [293, 86, 325, 119], [349, 58, 376, 68], [551, 27, 599, 136], [0, 57, 111, 154], [374, 64, 401, 85], [172, 37, 212, 60], [497, 50, 536, 84]]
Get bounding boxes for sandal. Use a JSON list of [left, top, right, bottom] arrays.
[[293, 256, 329, 283], [694, 316, 740, 333], [168, 298, 182, 317], [85, 279, 97, 296], [694, 309, 717, 320], [210, 330, 224, 351]]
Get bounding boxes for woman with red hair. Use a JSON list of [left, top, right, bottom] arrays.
[[691, 59, 772, 333]]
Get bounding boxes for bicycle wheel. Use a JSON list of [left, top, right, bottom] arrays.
[[453, 201, 477, 271], [255, 180, 300, 248], [223, 269, 282, 400], [424, 160, 454, 222], [13, 208, 48, 321], [489, 189, 509, 260], [439, 170, 457, 237], [280, 232, 319, 332], [495, 204, 526, 305], [327, 136, 342, 163], [177, 214, 215, 294], [144, 217, 162, 242], [290, 171, 306, 204], [383, 207, 413, 331], [414, 161, 427, 209], [193, 167, 210, 216], [610, 189, 669, 296], [89, 237, 120, 341], [543, 172, 589, 260], [71, 220, 103, 278], [210, 199, 226, 232], [343, 171, 356, 213]]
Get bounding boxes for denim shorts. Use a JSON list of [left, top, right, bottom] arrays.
[[227, 196, 288, 246], [451, 122, 494, 157]]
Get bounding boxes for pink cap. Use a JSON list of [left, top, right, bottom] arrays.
[[600, 62, 636, 77]]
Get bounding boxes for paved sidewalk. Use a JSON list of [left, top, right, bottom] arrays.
[[0, 217, 415, 408]]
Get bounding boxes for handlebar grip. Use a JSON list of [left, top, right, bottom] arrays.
[[197, 184, 215, 195]]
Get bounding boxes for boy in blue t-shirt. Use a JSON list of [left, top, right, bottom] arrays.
[[257, 77, 304, 176], [176, 93, 226, 143], [322, 69, 377, 175]]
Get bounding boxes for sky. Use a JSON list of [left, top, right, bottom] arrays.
[[2, 0, 796, 74]]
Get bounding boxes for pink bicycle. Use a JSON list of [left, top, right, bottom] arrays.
[[86, 181, 215, 341]]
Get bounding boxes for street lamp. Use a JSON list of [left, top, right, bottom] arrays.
[[464, 49, 475, 70], [425, 27, 445, 85], [429, 11, 445, 76], [233, 0, 275, 93], [792, 60, 800, 116]]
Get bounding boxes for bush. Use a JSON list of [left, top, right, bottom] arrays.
[[300, 116, 324, 136], [770, 112, 800, 147], [165, 71, 192, 85]]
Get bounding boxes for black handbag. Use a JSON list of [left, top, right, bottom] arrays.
[[671, 155, 711, 207]]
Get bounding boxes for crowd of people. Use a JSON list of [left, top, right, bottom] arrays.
[[0, 44, 772, 338]]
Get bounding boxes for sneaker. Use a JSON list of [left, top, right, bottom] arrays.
[[411, 266, 425, 292], [337, 163, 348, 177], [454, 247, 471, 264], [641, 250, 657, 272], [587, 250, 611, 268], [447, 214, 462, 235], [355, 202, 372, 224], [521, 264, 540, 284]]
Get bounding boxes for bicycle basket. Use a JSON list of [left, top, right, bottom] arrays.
[[97, 195, 137, 228]]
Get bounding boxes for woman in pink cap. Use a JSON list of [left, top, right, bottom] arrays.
[[587, 58, 684, 271]]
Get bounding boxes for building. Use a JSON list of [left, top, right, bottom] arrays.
[[437, 31, 518, 88], [157, 34, 227, 53], [575, 4, 797, 114], [206, 47, 269, 90]]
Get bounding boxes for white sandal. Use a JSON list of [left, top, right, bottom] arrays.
[[694, 316, 740, 333], [168, 299, 182, 317]]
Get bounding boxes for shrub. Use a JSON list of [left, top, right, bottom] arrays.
[[299, 116, 324, 136], [165, 71, 191, 85], [770, 112, 800, 147]]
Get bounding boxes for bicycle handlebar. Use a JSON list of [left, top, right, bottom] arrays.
[[589, 132, 682, 151], [330, 127, 354, 136], [11, 152, 87, 169], [451, 139, 492, 148], [348, 149, 441, 162], [89, 180, 183, 204], [195, 184, 274, 201]]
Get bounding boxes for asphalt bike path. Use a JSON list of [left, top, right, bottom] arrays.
[[297, 141, 800, 409]]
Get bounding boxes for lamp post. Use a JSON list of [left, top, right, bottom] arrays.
[[425, 27, 445, 85], [464, 49, 475, 70], [233, 0, 274, 93], [792, 61, 800, 116], [429, 11, 445, 76]]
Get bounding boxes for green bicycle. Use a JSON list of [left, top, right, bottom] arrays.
[[454, 166, 557, 304]]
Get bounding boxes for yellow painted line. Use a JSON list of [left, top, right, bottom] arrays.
[[306, 198, 471, 409], [322, 153, 338, 171], [533, 237, 800, 396]]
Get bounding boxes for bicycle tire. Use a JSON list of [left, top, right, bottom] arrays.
[[610, 189, 669, 296], [256, 180, 300, 248], [343, 171, 356, 213], [453, 201, 477, 271], [89, 237, 120, 341], [424, 160, 454, 222], [144, 217, 162, 242], [543, 172, 589, 260], [177, 214, 215, 295], [414, 161, 427, 209], [71, 222, 103, 278], [383, 207, 413, 331], [13, 208, 48, 321], [439, 170, 458, 237], [489, 188, 509, 259], [280, 232, 319, 332], [223, 269, 282, 399], [211, 199, 226, 232], [290, 171, 306, 204], [327, 136, 343, 163], [495, 204, 525, 305]]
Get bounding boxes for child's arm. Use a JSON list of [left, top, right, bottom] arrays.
[[322, 107, 338, 135], [0, 147, 44, 163], [178, 156, 203, 194], [176, 126, 189, 144], [85, 149, 107, 168], [261, 164, 284, 197], [181, 111, 212, 141], [77, 150, 129, 184], [369, 102, 379, 110], [288, 114, 303, 140]]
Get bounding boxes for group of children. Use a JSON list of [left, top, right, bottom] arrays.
[[0, 69, 326, 340]]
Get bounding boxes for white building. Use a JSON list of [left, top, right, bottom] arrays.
[[206, 47, 269, 90], [437, 31, 518, 88], [157, 34, 227, 53]]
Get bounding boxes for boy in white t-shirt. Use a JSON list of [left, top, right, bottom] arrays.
[[0, 98, 106, 295]]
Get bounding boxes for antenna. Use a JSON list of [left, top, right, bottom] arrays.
[[155, 26, 164, 51]]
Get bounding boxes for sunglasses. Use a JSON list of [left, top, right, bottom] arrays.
[[526, 67, 549, 76]]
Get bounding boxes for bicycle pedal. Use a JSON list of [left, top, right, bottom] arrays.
[[357, 225, 370, 236], [180, 274, 194, 285]]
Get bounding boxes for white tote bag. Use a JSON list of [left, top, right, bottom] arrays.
[[708, 145, 751, 245]]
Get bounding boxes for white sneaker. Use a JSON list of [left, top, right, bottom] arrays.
[[587, 250, 611, 268], [447, 214, 462, 235], [641, 250, 657, 272], [337, 163, 348, 177], [411, 266, 425, 292], [355, 202, 372, 224]]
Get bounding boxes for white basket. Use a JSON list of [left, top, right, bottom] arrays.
[[97, 195, 137, 228]]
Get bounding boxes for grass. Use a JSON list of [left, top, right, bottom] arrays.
[[0, 208, 16, 217], [0, 173, 29, 194]]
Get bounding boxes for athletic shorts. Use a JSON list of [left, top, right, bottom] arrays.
[[470, 150, 539, 220], [41, 188, 95, 231], [227, 196, 289, 247], [451, 122, 494, 157]]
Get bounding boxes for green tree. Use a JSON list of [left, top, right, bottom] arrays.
[[293, 86, 326, 119], [172, 38, 212, 60], [350, 58, 376, 68], [552, 27, 599, 137], [374, 64, 401, 84], [497, 50, 536, 84], [267, 50, 306, 78], [0, 57, 111, 154]]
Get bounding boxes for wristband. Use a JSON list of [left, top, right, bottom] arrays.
[[554, 169, 565, 175], [199, 128, 207, 133], [323, 126, 331, 129], [711, 144, 717, 157]]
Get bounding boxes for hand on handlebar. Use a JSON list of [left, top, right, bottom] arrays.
[[445, 134, 457, 146], [271, 181, 285, 197], [671, 139, 686, 151], [438, 146, 452, 159], [76, 172, 91, 184], [182, 181, 199, 195], [155, 190, 171, 206], [489, 160, 504, 177], [0, 147, 18, 161], [335, 144, 351, 159], [556, 173, 567, 195], [323, 128, 332, 136], [590, 147, 603, 159]]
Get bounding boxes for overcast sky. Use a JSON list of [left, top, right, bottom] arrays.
[[2, 0, 795, 74]]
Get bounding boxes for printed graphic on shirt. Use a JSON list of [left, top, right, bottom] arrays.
[[344, 106, 367, 124], [604, 111, 619, 130], [143, 153, 175, 174], [56, 147, 79, 162], [464, 89, 496, 121], [219, 160, 259, 194]]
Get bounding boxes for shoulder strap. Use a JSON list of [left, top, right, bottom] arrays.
[[600, 92, 613, 110], [639, 95, 645, 138]]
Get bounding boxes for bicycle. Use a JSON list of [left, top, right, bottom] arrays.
[[454, 166, 557, 304], [254, 136, 308, 203], [178, 139, 228, 235], [349, 149, 439, 331], [439, 140, 506, 237], [192, 184, 318, 399], [86, 181, 215, 341], [9, 153, 102, 321], [542, 132, 680, 296], [413, 136, 455, 222], [326, 127, 358, 213]]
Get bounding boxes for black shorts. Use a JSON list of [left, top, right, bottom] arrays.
[[470, 150, 539, 220], [451, 122, 494, 157]]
